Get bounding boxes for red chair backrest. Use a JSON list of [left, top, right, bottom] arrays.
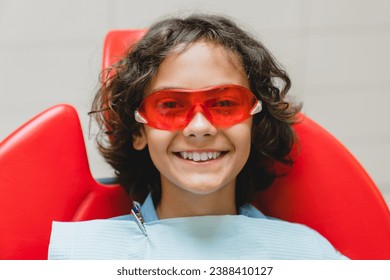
[[0, 105, 131, 259], [102, 29, 146, 71], [255, 116, 390, 259]]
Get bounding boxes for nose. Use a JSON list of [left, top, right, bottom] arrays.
[[182, 112, 217, 138]]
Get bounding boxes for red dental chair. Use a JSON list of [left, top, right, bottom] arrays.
[[0, 30, 389, 260]]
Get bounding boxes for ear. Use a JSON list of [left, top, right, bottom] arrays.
[[133, 127, 147, 150]]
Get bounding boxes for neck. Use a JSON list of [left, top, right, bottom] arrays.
[[156, 179, 237, 219]]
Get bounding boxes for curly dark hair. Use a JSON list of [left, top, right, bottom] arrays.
[[90, 14, 301, 206]]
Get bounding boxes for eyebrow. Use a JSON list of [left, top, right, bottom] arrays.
[[149, 83, 235, 94], [149, 86, 183, 93]]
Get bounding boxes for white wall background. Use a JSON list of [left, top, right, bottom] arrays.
[[0, 0, 389, 206]]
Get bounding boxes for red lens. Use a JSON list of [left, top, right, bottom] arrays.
[[137, 85, 258, 130]]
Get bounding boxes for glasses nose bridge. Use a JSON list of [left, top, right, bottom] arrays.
[[183, 112, 217, 138], [186, 101, 212, 124]]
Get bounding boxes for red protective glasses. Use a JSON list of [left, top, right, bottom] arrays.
[[134, 84, 262, 130]]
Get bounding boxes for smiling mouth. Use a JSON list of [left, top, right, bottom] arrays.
[[175, 151, 225, 162]]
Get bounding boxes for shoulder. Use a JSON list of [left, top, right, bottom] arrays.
[[240, 204, 347, 259], [48, 219, 144, 259], [249, 215, 348, 259]]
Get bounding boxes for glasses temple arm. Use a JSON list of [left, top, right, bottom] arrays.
[[134, 110, 148, 124], [250, 100, 262, 115]]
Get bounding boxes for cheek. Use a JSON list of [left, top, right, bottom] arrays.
[[226, 119, 252, 158], [239, 130, 252, 160], [145, 128, 175, 163], [233, 119, 252, 144]]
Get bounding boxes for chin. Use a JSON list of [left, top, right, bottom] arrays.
[[185, 188, 221, 196], [180, 182, 230, 196]]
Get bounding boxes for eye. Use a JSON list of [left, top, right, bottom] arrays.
[[162, 101, 180, 108], [210, 98, 239, 108], [217, 100, 235, 107], [157, 99, 184, 109]]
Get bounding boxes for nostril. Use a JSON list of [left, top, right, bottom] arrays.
[[188, 132, 212, 137]]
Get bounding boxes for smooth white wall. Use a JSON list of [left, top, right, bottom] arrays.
[[1, 0, 389, 206]]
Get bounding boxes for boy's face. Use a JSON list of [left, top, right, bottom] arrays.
[[133, 41, 252, 199]]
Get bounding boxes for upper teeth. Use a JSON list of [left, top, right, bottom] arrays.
[[180, 151, 221, 162]]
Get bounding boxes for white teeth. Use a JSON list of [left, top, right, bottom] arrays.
[[193, 153, 201, 161], [179, 151, 222, 162]]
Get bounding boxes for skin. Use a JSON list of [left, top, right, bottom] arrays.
[[133, 41, 253, 219]]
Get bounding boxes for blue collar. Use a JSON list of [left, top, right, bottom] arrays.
[[138, 193, 266, 222]]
